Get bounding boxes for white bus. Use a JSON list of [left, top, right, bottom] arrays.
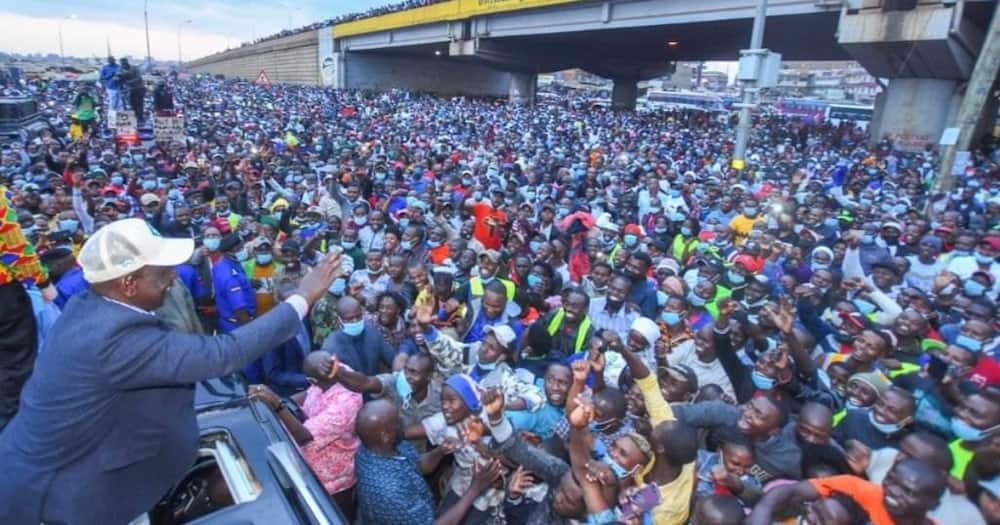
[[640, 91, 727, 113]]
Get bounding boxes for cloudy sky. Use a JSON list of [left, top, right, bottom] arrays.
[[0, 0, 384, 61]]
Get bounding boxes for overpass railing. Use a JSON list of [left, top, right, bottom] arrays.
[[333, 0, 582, 37]]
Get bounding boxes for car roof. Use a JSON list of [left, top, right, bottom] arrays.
[[191, 377, 347, 524]]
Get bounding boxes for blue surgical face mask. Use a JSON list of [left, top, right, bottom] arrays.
[[398, 218, 410, 229], [341, 240, 357, 250], [955, 334, 984, 352], [235, 248, 249, 262], [654, 226, 668, 234], [256, 253, 272, 265], [141, 180, 156, 191], [751, 370, 776, 390], [342, 319, 365, 337], [58, 219, 79, 233], [680, 227, 693, 237], [656, 290, 668, 307], [329, 278, 346, 295], [203, 238, 221, 251], [477, 360, 498, 372], [687, 290, 706, 307], [744, 207, 758, 217], [853, 299, 876, 315], [111, 176, 124, 185], [861, 234, 875, 244], [728, 270, 746, 285], [353, 216, 367, 226], [427, 239, 442, 249], [600, 453, 638, 479], [661, 310, 682, 326], [401, 240, 414, 251], [868, 410, 906, 435], [529, 240, 543, 252], [527, 274, 542, 288], [950, 417, 997, 442], [168, 189, 181, 201], [975, 252, 995, 265], [964, 280, 987, 297], [395, 372, 413, 401], [810, 262, 829, 272], [623, 234, 638, 247], [952, 249, 972, 258]]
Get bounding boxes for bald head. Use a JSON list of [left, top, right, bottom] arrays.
[[336, 295, 362, 317], [355, 399, 400, 451]]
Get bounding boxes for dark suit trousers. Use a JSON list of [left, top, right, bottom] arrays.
[[0, 282, 37, 432]]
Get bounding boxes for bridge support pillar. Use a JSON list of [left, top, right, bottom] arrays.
[[611, 78, 638, 111], [868, 78, 960, 151], [509, 72, 537, 105]]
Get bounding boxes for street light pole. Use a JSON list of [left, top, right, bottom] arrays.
[[177, 19, 192, 68], [57, 14, 77, 65], [144, 0, 152, 68], [732, 0, 768, 170]]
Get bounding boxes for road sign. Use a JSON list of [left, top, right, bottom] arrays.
[[254, 70, 272, 86], [153, 115, 185, 143]]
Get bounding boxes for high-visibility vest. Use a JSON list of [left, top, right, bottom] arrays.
[[469, 276, 515, 299], [887, 362, 921, 379], [949, 438, 974, 480], [671, 234, 699, 263], [832, 408, 847, 427], [546, 308, 592, 354]]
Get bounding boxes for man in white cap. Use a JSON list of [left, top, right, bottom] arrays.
[[0, 219, 345, 525]]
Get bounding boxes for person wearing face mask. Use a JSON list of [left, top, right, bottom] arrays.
[[209, 233, 257, 341], [729, 200, 764, 246], [242, 236, 283, 317], [947, 236, 1000, 294], [833, 387, 915, 450], [465, 187, 507, 251], [319, 296, 400, 377]]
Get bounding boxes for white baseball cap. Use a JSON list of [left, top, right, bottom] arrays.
[[484, 325, 516, 349], [79, 219, 194, 283]]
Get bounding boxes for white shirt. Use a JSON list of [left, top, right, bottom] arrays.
[[666, 339, 736, 400]]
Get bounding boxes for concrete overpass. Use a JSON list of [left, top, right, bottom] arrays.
[[188, 0, 998, 151]]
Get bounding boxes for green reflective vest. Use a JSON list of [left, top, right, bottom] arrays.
[[546, 308, 592, 354], [469, 276, 515, 299]]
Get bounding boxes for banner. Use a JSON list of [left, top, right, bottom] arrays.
[[153, 115, 185, 143], [111, 111, 137, 136], [318, 28, 336, 87]]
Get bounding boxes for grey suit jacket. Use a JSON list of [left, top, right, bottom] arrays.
[[0, 290, 300, 525]]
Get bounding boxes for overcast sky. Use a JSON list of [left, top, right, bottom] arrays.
[[0, 0, 384, 60]]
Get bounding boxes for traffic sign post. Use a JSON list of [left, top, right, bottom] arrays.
[[254, 70, 272, 86]]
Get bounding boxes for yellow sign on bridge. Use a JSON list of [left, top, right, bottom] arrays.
[[334, 0, 582, 38]]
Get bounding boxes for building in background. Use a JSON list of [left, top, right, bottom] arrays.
[[773, 61, 881, 103]]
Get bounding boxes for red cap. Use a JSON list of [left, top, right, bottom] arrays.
[[623, 224, 644, 236], [980, 236, 1000, 251], [733, 254, 765, 274]]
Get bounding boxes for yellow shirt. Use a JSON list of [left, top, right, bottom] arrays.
[[636, 374, 695, 525], [728, 214, 763, 245], [250, 263, 278, 315]]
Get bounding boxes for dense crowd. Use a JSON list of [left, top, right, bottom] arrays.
[[236, 0, 448, 49], [1, 73, 1000, 525]]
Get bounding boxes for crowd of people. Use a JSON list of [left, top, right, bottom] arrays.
[[1, 72, 999, 525], [235, 0, 448, 50]]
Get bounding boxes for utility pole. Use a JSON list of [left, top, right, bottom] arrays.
[[732, 0, 768, 170], [57, 14, 77, 65], [934, 4, 1000, 193], [177, 19, 192, 68], [144, 0, 152, 68]]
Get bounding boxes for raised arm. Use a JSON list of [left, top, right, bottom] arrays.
[[746, 480, 821, 525]]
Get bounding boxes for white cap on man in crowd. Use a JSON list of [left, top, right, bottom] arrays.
[[79, 219, 194, 283], [484, 325, 516, 349]]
